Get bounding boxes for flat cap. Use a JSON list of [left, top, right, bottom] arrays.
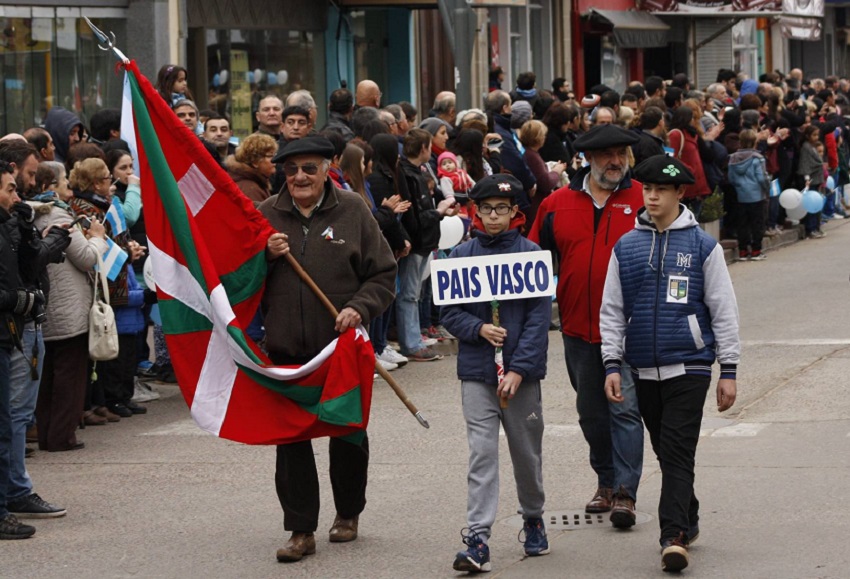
[[469, 174, 522, 202], [573, 123, 640, 152], [272, 135, 334, 164], [633, 154, 695, 186]]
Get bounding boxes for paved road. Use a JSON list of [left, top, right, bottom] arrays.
[[4, 221, 850, 578]]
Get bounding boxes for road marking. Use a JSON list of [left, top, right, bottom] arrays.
[[140, 419, 212, 436], [710, 423, 768, 437], [741, 339, 850, 346]]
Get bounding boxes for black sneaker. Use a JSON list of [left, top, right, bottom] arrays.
[[7, 493, 67, 519], [106, 402, 133, 418], [660, 533, 689, 572], [0, 514, 36, 539], [123, 400, 148, 415]]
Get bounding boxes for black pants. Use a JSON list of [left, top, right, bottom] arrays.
[[275, 435, 369, 532], [737, 200, 767, 254], [98, 334, 138, 405], [636, 374, 710, 543]]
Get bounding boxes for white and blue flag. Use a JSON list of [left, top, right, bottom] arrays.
[[105, 197, 128, 236], [101, 237, 129, 282], [770, 179, 781, 198]]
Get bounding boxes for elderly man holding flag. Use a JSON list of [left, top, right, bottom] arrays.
[[262, 136, 397, 562]]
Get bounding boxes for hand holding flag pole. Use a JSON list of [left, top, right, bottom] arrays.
[[283, 253, 430, 429], [491, 300, 508, 409]]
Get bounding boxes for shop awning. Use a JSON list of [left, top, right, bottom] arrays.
[[587, 9, 671, 48]]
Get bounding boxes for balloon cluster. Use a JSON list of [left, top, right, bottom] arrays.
[[779, 187, 824, 219]]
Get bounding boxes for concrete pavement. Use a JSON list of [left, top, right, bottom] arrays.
[[3, 220, 850, 578]]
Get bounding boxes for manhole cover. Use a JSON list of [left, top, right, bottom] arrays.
[[503, 510, 652, 531]]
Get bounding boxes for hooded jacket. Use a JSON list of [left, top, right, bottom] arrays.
[[493, 113, 535, 209], [600, 206, 740, 381], [43, 107, 83, 163], [727, 148, 769, 203], [440, 212, 549, 384], [529, 166, 643, 343]]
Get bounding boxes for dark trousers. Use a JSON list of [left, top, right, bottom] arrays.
[[36, 334, 88, 451], [0, 346, 12, 518], [98, 334, 138, 405], [636, 374, 709, 543], [737, 199, 767, 254], [275, 435, 369, 532]]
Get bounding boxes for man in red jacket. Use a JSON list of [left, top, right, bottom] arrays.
[[529, 124, 645, 528]]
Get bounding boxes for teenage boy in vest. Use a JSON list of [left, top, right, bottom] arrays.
[[599, 155, 740, 573], [441, 174, 551, 573]]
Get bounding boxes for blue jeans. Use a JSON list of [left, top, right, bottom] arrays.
[[562, 334, 644, 500], [396, 253, 429, 354], [8, 323, 43, 500], [370, 300, 393, 355], [0, 345, 13, 518]]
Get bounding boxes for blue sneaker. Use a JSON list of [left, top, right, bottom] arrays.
[[453, 528, 491, 573], [519, 517, 550, 556], [686, 524, 699, 546]]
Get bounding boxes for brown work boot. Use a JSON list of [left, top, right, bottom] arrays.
[[609, 488, 637, 528], [94, 406, 121, 422], [275, 532, 316, 563], [585, 487, 614, 513], [328, 514, 359, 542]]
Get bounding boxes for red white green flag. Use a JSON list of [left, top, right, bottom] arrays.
[[122, 60, 374, 444]]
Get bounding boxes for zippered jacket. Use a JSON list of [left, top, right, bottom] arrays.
[[600, 206, 740, 380], [529, 166, 643, 343]]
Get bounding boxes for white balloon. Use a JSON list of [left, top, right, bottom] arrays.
[[143, 258, 156, 291], [779, 188, 802, 210], [277, 70, 288, 86], [844, 184, 850, 206], [438, 215, 465, 250], [219, 69, 229, 85], [786, 203, 808, 220], [253, 68, 263, 83]]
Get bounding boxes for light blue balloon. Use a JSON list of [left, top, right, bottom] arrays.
[[802, 189, 825, 213], [826, 175, 835, 191], [248, 71, 255, 84], [212, 73, 220, 88], [267, 72, 278, 86]]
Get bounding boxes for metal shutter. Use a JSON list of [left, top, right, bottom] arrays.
[[695, 20, 733, 91]]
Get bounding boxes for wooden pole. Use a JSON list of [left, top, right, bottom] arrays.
[[284, 253, 430, 429]]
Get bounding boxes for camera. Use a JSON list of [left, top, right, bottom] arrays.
[[31, 289, 46, 325]]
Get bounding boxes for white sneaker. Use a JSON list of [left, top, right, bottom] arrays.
[[377, 358, 399, 372], [379, 347, 409, 367], [420, 336, 438, 347], [131, 378, 160, 402]]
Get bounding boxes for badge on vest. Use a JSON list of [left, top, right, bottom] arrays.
[[667, 275, 689, 304]]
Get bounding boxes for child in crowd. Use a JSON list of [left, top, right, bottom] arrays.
[[437, 151, 473, 202], [155, 64, 194, 108], [441, 174, 551, 573], [797, 125, 826, 238], [601, 155, 739, 573], [727, 129, 770, 261]]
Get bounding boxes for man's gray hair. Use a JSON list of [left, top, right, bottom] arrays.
[[433, 92, 456, 115], [286, 89, 317, 111], [384, 104, 404, 122], [706, 83, 727, 99]]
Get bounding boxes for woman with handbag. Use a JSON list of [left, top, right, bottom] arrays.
[[31, 162, 109, 451]]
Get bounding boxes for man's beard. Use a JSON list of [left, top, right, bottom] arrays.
[[590, 161, 626, 191]]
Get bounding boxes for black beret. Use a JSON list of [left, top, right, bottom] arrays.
[[469, 174, 522, 202], [272, 136, 335, 164], [573, 123, 640, 152], [633, 155, 695, 186]]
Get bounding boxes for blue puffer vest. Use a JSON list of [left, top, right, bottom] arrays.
[[614, 208, 719, 369]]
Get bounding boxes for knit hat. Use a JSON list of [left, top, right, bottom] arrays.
[[510, 101, 533, 129], [419, 117, 452, 136]]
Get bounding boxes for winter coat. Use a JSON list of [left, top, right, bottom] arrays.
[[493, 113, 535, 209], [225, 155, 271, 204], [632, 129, 665, 167], [321, 111, 355, 142], [366, 168, 411, 252], [797, 142, 825, 186], [399, 157, 443, 256], [529, 166, 644, 343], [600, 206, 740, 381], [668, 128, 711, 199], [32, 200, 108, 341], [0, 209, 24, 349], [114, 263, 146, 335], [258, 180, 397, 361], [440, 217, 549, 384], [727, 149, 770, 203]]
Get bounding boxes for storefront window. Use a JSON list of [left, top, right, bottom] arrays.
[[0, 16, 126, 135], [733, 19, 760, 81], [197, 29, 326, 140], [600, 37, 627, 93]]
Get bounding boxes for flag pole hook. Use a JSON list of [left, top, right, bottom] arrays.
[[83, 16, 130, 64], [284, 253, 430, 429]]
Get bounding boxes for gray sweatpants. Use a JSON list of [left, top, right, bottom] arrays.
[[461, 380, 546, 543]]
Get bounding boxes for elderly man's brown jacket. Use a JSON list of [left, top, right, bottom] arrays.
[[259, 181, 397, 361]]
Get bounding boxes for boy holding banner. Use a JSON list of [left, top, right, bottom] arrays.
[[440, 174, 551, 573]]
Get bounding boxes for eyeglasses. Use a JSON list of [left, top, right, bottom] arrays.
[[478, 204, 513, 215], [98, 176, 112, 182], [282, 162, 323, 176]]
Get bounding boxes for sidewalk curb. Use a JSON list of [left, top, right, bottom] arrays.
[[722, 217, 849, 264]]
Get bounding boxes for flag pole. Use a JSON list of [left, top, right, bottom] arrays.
[[284, 253, 430, 429], [83, 18, 130, 64]]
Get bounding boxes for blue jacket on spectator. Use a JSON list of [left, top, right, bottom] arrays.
[[440, 213, 550, 385], [114, 263, 145, 335]]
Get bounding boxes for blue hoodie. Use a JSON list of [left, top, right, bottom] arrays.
[[727, 148, 769, 203]]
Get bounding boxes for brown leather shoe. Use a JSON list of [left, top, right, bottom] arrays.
[[609, 491, 637, 528], [585, 487, 614, 513], [82, 410, 108, 426], [328, 514, 359, 542], [276, 532, 316, 563], [94, 406, 121, 422]]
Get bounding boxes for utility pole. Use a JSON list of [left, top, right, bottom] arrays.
[[438, 0, 478, 111]]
